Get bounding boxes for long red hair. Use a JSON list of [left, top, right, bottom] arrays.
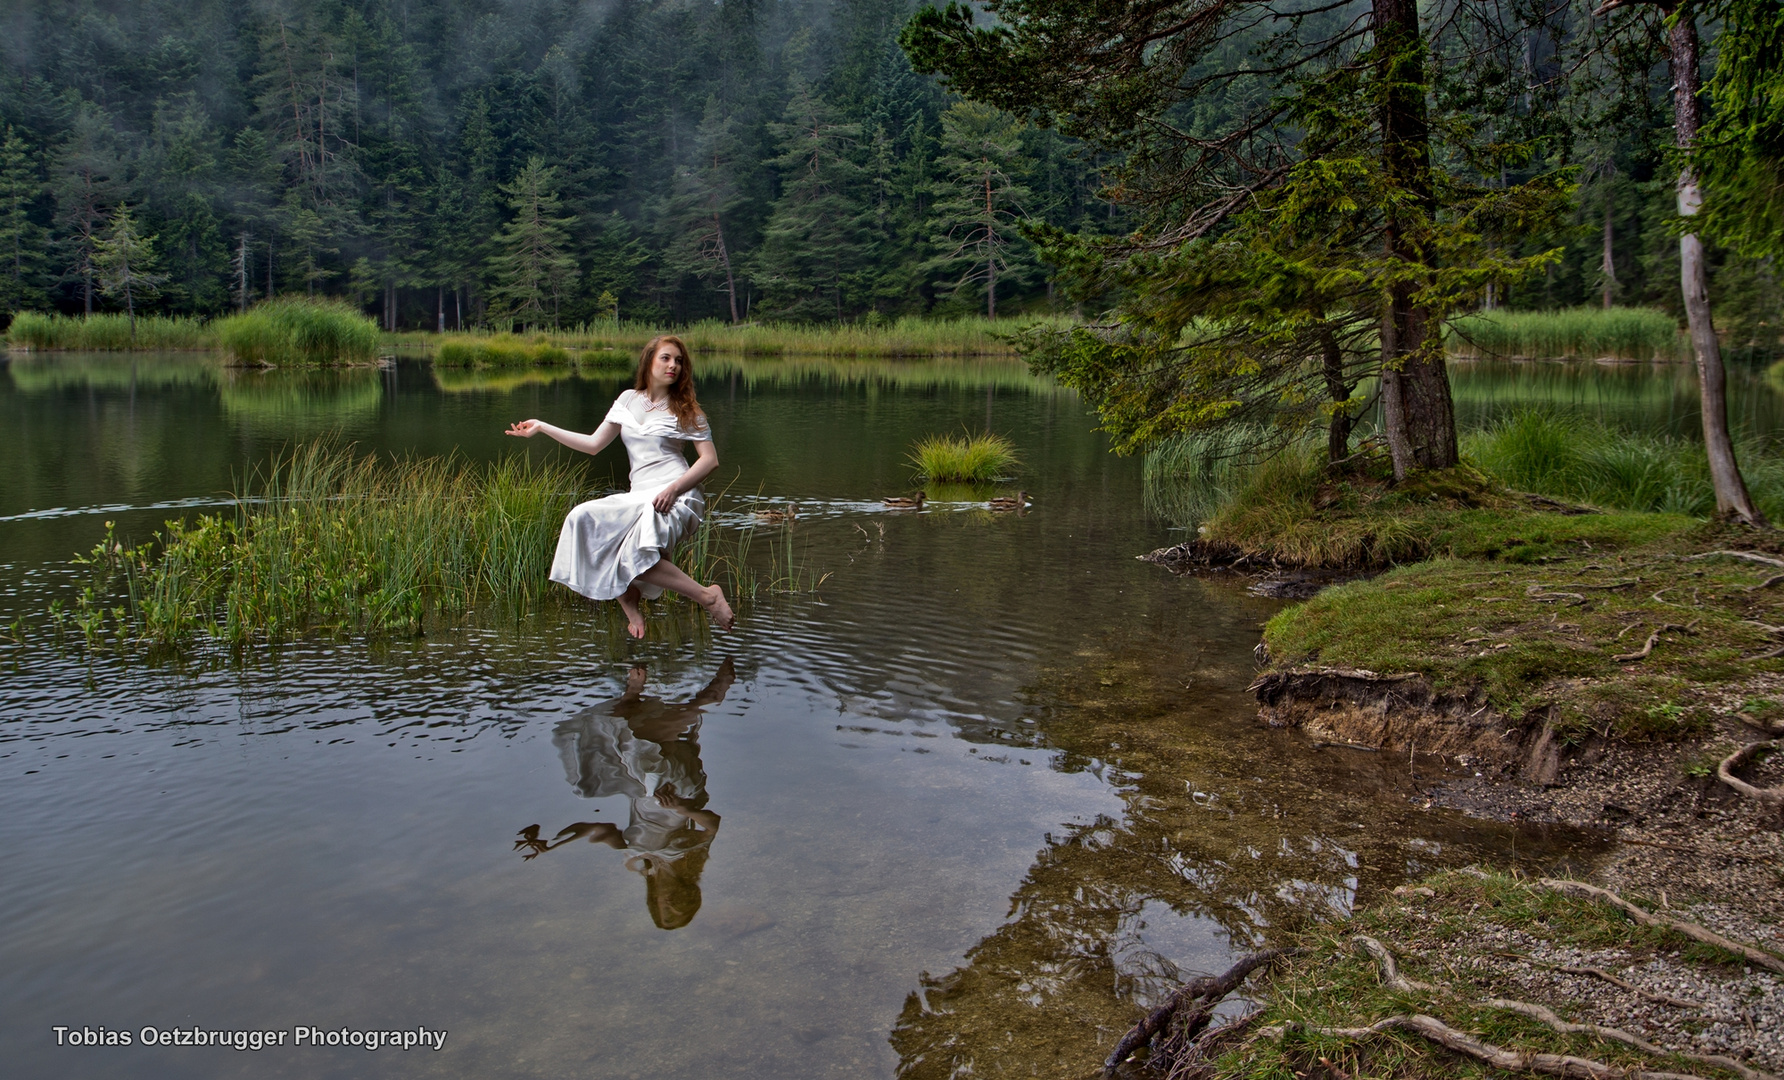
[[634, 335, 704, 433]]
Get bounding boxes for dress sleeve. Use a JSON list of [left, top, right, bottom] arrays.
[[681, 411, 712, 442], [603, 390, 634, 428]]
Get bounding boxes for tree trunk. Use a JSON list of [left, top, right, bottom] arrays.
[[715, 213, 739, 324], [985, 172, 997, 320], [266, 238, 274, 300], [437, 286, 445, 333], [1670, 12, 1765, 524], [1374, 0, 1457, 479], [1320, 323, 1353, 463], [1602, 198, 1616, 309]]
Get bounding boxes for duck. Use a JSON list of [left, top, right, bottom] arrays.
[[754, 504, 797, 524], [988, 491, 1032, 511], [882, 492, 927, 509]]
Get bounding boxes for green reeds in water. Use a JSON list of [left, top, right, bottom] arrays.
[[1462, 409, 1784, 518], [433, 334, 572, 367], [213, 298, 381, 366], [79, 444, 585, 644], [1448, 306, 1686, 362], [908, 432, 1019, 482], [7, 311, 214, 350], [70, 445, 828, 647]]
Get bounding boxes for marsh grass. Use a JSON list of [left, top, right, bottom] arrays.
[[7, 311, 213, 350], [389, 315, 1063, 357], [1463, 410, 1784, 520], [214, 298, 381, 366], [68, 445, 824, 648], [908, 431, 1019, 482], [432, 334, 573, 367], [1212, 870, 1761, 1080], [1448, 306, 1687, 361]]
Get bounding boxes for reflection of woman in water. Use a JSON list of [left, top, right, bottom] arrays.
[[505, 335, 735, 639], [518, 659, 733, 930]]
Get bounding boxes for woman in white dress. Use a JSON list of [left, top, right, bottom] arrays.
[[505, 335, 735, 638]]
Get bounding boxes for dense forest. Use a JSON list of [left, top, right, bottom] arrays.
[[0, 0, 1776, 334]]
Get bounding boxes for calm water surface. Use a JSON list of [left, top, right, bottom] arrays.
[[1, 353, 1615, 1078]]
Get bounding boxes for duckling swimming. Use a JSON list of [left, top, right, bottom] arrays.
[[882, 492, 927, 509]]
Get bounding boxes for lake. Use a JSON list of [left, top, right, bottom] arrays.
[[0, 351, 1668, 1078]]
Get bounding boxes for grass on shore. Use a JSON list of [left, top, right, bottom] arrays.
[[388, 315, 1055, 357], [214, 298, 381, 366], [1202, 869, 1767, 1080], [908, 432, 1020, 482], [7, 311, 214, 351], [1448, 306, 1687, 362]]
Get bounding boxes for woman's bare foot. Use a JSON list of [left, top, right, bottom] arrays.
[[617, 587, 647, 639], [700, 584, 735, 631]]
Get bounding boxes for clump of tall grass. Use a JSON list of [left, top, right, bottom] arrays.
[[1448, 306, 1686, 362], [1142, 425, 1279, 527], [908, 431, 1019, 482], [7, 311, 214, 350], [1463, 409, 1784, 518], [1197, 444, 1436, 566], [80, 443, 586, 644], [213, 298, 380, 366], [433, 334, 571, 367]]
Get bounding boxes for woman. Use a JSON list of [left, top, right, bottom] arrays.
[[506, 335, 735, 637]]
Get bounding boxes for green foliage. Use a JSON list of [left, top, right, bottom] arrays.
[[0, 124, 47, 314], [92, 203, 165, 332], [924, 102, 1035, 318], [483, 158, 578, 330], [1701, 0, 1784, 259], [908, 431, 1019, 481], [6, 310, 212, 350], [1448, 307, 1686, 361], [1462, 410, 1784, 520], [214, 297, 380, 365], [432, 335, 572, 367]]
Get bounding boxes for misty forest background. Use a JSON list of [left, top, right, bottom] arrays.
[[0, 0, 1777, 336]]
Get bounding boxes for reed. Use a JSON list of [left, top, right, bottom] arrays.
[[1462, 409, 1784, 518], [1447, 306, 1687, 361], [908, 432, 1020, 482], [392, 315, 1065, 358], [433, 334, 572, 367], [213, 298, 381, 366], [7, 311, 214, 351]]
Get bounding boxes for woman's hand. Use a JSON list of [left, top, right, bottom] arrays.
[[505, 419, 543, 438], [652, 485, 679, 514]]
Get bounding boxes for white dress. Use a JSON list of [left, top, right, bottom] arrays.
[[549, 389, 710, 601]]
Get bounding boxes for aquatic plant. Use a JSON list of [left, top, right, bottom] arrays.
[[6, 311, 213, 351], [432, 334, 572, 367], [908, 432, 1019, 482], [213, 298, 380, 366], [1447, 306, 1686, 361]]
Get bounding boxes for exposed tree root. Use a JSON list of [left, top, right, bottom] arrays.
[[1538, 879, 1784, 974], [1690, 550, 1784, 570], [1611, 622, 1697, 663], [1487, 999, 1778, 1080], [1353, 935, 1436, 994], [1557, 964, 1705, 1009], [1717, 741, 1784, 806], [1101, 948, 1290, 1078], [1256, 1014, 1714, 1080]]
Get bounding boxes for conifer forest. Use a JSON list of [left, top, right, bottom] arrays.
[[0, 0, 1777, 336]]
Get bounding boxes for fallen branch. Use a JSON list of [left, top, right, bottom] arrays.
[[1495, 951, 1706, 1007], [1741, 644, 1784, 662], [1527, 584, 1587, 604], [1101, 948, 1289, 1077], [1717, 741, 1784, 806], [1355, 935, 1437, 994], [1746, 573, 1784, 592], [1257, 1014, 1708, 1080], [1487, 999, 1777, 1080], [1538, 879, 1784, 974], [1690, 550, 1784, 570]]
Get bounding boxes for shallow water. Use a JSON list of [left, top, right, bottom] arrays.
[[2, 353, 1602, 1078]]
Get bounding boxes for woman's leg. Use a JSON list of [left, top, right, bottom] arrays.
[[616, 584, 647, 639], [637, 559, 735, 631]]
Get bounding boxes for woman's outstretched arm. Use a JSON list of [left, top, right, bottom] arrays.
[[505, 418, 620, 456], [650, 437, 720, 513]]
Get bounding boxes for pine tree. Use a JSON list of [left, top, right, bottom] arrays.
[[0, 124, 47, 315], [52, 107, 123, 315], [484, 158, 578, 330], [665, 98, 748, 323], [93, 203, 166, 338], [752, 81, 872, 321], [924, 102, 1034, 320]]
